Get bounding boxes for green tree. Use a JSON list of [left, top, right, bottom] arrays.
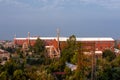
[[112, 55, 120, 67], [102, 49, 116, 61], [33, 38, 45, 54], [61, 35, 91, 79], [0, 71, 7, 80], [71, 51, 78, 64], [2, 58, 25, 79], [27, 37, 46, 65], [67, 35, 76, 48], [36, 70, 55, 80], [13, 69, 26, 80], [61, 35, 77, 63], [96, 55, 120, 80]]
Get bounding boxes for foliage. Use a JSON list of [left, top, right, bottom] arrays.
[[36, 70, 55, 80], [5, 47, 15, 53], [67, 35, 76, 48], [61, 35, 91, 79], [0, 71, 7, 80], [61, 35, 77, 63], [96, 54, 120, 80], [13, 69, 26, 80], [27, 57, 45, 65], [74, 43, 91, 80], [0, 58, 25, 79], [1, 35, 120, 80], [102, 49, 116, 61], [71, 51, 78, 64], [33, 37, 45, 54], [26, 37, 48, 65]]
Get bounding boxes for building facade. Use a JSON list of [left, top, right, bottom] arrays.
[[14, 37, 115, 57]]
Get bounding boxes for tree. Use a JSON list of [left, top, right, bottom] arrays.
[[61, 35, 77, 63], [102, 49, 116, 61], [0, 71, 7, 80], [96, 54, 120, 80], [27, 38, 47, 65], [67, 35, 76, 48], [33, 37, 45, 54], [36, 70, 55, 80], [60, 35, 91, 79], [13, 69, 26, 80]]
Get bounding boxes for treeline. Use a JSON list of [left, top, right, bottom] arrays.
[[0, 35, 120, 80]]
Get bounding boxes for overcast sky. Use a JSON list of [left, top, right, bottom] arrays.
[[0, 0, 120, 40]]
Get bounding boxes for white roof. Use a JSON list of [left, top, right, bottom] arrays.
[[14, 38, 27, 40], [15, 37, 68, 41], [76, 37, 114, 41], [15, 37, 114, 41]]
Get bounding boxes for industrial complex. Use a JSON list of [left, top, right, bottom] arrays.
[[13, 32, 115, 58]]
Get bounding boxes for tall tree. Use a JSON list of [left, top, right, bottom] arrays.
[[27, 37, 47, 65], [67, 35, 76, 48], [33, 37, 45, 55], [61, 35, 77, 63]]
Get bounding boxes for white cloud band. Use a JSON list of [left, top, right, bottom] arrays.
[[1, 0, 120, 9]]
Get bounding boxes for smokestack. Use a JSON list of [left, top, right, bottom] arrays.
[[57, 28, 60, 57], [57, 29, 60, 44], [28, 32, 30, 45], [14, 34, 16, 39], [14, 34, 16, 46]]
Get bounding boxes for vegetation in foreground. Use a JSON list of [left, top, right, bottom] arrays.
[[0, 35, 120, 80]]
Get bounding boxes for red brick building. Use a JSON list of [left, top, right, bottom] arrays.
[[14, 37, 114, 57], [14, 37, 60, 58], [78, 38, 114, 51]]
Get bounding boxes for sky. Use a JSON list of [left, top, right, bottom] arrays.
[[0, 0, 120, 40]]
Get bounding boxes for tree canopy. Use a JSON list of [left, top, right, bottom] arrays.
[[102, 49, 116, 61], [33, 37, 45, 54]]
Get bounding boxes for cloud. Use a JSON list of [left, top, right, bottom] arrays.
[[37, 0, 120, 9], [0, 0, 64, 10], [0, 0, 30, 8], [1, 0, 120, 10], [34, 0, 120, 9], [33, 0, 65, 10], [80, 0, 120, 9]]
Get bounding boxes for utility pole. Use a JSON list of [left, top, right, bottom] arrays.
[[91, 42, 96, 80]]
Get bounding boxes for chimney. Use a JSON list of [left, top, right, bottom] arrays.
[[57, 28, 60, 57], [28, 32, 30, 45], [14, 34, 16, 46]]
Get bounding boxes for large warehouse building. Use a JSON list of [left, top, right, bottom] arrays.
[[14, 35, 115, 58]]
